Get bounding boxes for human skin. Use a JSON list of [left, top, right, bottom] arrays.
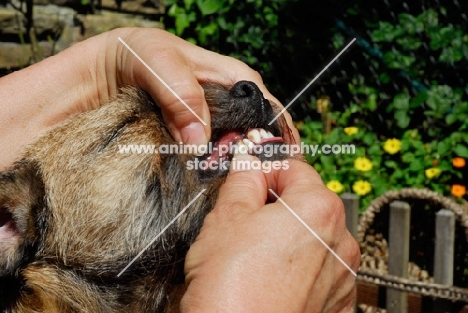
[[0, 27, 298, 170], [0, 28, 358, 312], [182, 154, 360, 313]]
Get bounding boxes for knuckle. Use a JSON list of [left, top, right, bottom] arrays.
[[320, 188, 346, 226]]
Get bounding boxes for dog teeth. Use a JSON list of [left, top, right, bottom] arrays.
[[247, 128, 274, 143], [247, 129, 262, 144], [259, 128, 269, 139], [243, 138, 255, 151], [235, 140, 250, 154]]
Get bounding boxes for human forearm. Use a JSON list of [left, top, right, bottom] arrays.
[[0, 36, 107, 169]]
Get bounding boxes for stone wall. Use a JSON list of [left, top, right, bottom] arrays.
[[0, 0, 164, 70]]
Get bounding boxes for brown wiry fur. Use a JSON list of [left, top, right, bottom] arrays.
[[0, 81, 289, 313]]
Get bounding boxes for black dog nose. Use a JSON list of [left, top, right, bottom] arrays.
[[230, 81, 263, 101], [229, 81, 273, 120]]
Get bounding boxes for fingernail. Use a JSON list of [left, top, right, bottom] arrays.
[[180, 122, 208, 146], [229, 153, 257, 174]]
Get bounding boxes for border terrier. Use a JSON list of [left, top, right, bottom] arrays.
[[0, 81, 290, 312]]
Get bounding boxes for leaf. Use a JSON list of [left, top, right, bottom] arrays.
[[437, 141, 451, 155], [399, 13, 423, 34], [453, 101, 468, 114], [175, 13, 192, 36], [445, 114, 458, 125], [167, 3, 179, 16], [184, 0, 195, 10], [395, 110, 410, 128], [409, 158, 425, 171], [196, 0, 220, 15], [384, 160, 398, 168], [454, 144, 468, 158], [396, 37, 423, 50], [320, 154, 337, 171], [379, 72, 391, 84], [368, 144, 381, 156], [362, 133, 375, 145], [409, 91, 428, 109], [197, 22, 218, 44], [439, 47, 464, 63], [393, 93, 410, 110], [371, 21, 402, 42], [365, 94, 377, 111], [402, 152, 414, 163], [418, 9, 438, 27], [426, 85, 453, 115]]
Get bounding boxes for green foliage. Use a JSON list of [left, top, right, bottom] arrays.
[[164, 0, 313, 97], [300, 96, 465, 210], [371, 9, 468, 69], [164, 1, 468, 210], [299, 7, 468, 210]]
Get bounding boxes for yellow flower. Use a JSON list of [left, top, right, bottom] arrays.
[[425, 167, 441, 179], [344, 127, 359, 135], [354, 157, 373, 172], [352, 180, 372, 196], [383, 138, 401, 154], [326, 180, 344, 194]]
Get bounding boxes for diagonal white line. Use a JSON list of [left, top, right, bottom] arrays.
[[118, 37, 207, 126], [117, 189, 207, 277], [268, 189, 357, 277], [268, 38, 356, 125]]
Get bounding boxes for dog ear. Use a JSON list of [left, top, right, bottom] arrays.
[[0, 162, 44, 276]]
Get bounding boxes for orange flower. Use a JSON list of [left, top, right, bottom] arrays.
[[451, 184, 466, 198], [453, 157, 466, 168]]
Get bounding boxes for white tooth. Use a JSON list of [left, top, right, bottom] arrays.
[[235, 140, 249, 154], [259, 128, 268, 138], [247, 129, 262, 144], [243, 139, 255, 154], [266, 131, 274, 138], [243, 138, 255, 149]]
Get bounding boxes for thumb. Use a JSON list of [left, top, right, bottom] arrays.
[[214, 153, 268, 215]]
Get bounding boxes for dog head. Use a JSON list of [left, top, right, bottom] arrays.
[[0, 81, 291, 312]]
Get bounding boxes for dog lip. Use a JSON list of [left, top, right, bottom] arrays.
[[198, 128, 284, 168]]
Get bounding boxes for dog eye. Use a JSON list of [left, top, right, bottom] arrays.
[[0, 205, 12, 227]]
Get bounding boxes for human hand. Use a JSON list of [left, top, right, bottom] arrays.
[[0, 27, 298, 169], [181, 155, 360, 312], [101, 28, 299, 146]]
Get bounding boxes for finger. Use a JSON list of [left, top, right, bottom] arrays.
[[265, 159, 349, 242], [267, 159, 361, 275], [142, 51, 211, 146], [213, 153, 268, 216], [265, 159, 323, 197], [118, 30, 211, 146]]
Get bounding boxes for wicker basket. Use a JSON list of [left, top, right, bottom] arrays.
[[356, 188, 468, 304]]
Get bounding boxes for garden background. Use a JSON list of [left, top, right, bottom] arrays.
[[162, 0, 468, 211]]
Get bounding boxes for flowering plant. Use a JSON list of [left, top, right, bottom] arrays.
[[298, 86, 468, 211]]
